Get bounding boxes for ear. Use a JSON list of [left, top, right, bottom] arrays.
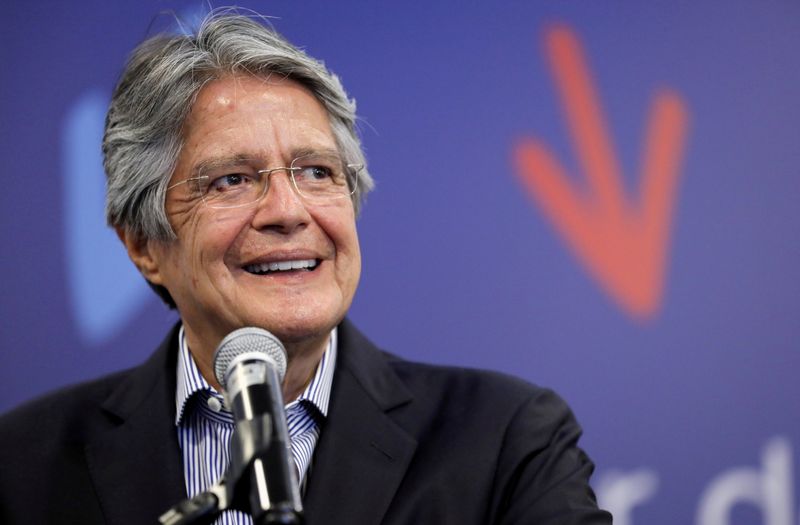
[[115, 227, 166, 285]]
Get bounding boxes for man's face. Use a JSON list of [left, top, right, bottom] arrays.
[[144, 75, 361, 356]]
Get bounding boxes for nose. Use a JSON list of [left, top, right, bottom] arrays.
[[250, 169, 310, 233]]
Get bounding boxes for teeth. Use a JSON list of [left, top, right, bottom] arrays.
[[245, 259, 317, 274]]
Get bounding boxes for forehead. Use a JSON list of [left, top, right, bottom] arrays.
[[180, 74, 336, 163]]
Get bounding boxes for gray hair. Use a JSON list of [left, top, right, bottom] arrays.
[[103, 10, 373, 243]]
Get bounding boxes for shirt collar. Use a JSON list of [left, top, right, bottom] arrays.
[[175, 325, 337, 426]]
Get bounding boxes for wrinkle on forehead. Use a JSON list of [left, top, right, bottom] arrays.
[[167, 74, 339, 232], [179, 75, 336, 170], [193, 74, 317, 116]]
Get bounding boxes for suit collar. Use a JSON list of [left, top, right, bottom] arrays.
[[85, 324, 187, 525], [83, 319, 416, 524], [303, 319, 418, 524], [335, 319, 414, 412]]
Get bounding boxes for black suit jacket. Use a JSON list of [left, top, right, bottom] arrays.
[[0, 320, 610, 524]]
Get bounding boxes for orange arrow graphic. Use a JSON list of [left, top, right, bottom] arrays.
[[514, 24, 689, 320]]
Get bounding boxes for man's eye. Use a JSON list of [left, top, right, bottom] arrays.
[[297, 165, 334, 182], [208, 173, 253, 193]]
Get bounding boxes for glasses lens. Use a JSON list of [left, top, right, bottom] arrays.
[[196, 160, 266, 209], [291, 153, 356, 201], [183, 154, 361, 209]]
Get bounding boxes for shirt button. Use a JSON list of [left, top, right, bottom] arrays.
[[207, 396, 223, 412]]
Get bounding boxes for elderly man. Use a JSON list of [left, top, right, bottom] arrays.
[[0, 12, 610, 525]]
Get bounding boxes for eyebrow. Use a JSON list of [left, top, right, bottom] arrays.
[[191, 148, 341, 176], [192, 154, 254, 177]]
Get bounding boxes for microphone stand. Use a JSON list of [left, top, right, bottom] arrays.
[[159, 412, 303, 524], [158, 482, 226, 525], [228, 411, 304, 525]]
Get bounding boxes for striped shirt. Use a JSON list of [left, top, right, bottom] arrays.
[[175, 326, 337, 525]]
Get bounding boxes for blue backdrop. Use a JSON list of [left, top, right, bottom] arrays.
[[2, 2, 799, 524]]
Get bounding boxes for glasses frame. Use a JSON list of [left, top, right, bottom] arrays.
[[166, 154, 363, 210]]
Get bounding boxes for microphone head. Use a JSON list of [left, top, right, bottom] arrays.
[[213, 327, 288, 389]]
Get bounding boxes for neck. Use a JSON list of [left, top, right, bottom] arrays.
[[184, 327, 329, 403], [281, 336, 329, 402]]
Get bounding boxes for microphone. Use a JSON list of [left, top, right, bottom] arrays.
[[213, 327, 304, 525]]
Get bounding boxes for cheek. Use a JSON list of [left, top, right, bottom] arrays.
[[347, 226, 361, 269], [333, 219, 361, 284], [309, 207, 360, 287], [323, 213, 359, 260], [181, 213, 247, 282], [316, 202, 357, 244]]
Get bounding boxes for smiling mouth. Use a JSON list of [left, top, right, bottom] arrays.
[[244, 259, 320, 275]]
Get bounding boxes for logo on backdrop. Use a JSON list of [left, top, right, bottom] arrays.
[[596, 436, 798, 525], [514, 24, 689, 320], [62, 91, 150, 345], [60, 8, 206, 345]]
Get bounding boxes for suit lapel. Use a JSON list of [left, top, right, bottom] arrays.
[[80, 321, 415, 524], [84, 326, 187, 525], [303, 320, 417, 525]]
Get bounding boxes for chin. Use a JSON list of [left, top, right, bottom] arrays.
[[250, 309, 344, 347]]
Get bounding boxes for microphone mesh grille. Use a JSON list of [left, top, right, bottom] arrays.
[[212, 327, 288, 388]]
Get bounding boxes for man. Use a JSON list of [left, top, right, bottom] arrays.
[[0, 12, 611, 525]]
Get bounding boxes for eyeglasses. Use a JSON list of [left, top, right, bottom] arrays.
[[167, 152, 363, 209]]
